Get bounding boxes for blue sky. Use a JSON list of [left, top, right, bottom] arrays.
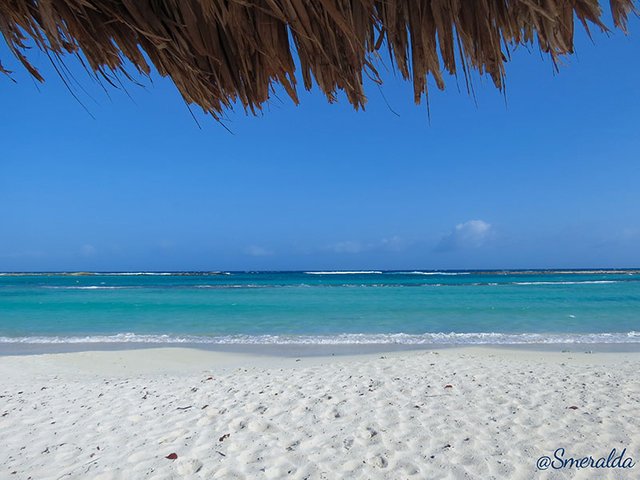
[[1, 16, 639, 271]]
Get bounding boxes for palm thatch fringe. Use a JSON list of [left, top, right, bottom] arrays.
[[0, 0, 635, 117]]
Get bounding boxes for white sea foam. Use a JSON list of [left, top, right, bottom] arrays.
[[304, 271, 383, 275], [100, 272, 231, 276], [43, 286, 131, 290], [392, 271, 471, 276], [541, 270, 637, 275], [1, 332, 639, 345], [104, 272, 173, 276], [33, 279, 627, 290], [194, 284, 268, 289], [0, 272, 232, 277], [512, 280, 618, 286]]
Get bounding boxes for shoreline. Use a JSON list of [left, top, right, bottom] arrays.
[[2, 340, 640, 357], [2, 344, 640, 379]]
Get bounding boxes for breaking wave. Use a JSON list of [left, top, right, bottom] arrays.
[[1, 331, 639, 345]]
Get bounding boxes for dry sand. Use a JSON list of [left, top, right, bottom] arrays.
[[1, 347, 639, 479]]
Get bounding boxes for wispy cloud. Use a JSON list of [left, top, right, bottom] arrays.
[[436, 220, 493, 252], [0, 250, 45, 259], [325, 236, 407, 254], [244, 245, 274, 257], [326, 241, 364, 254], [620, 228, 640, 241], [81, 244, 97, 256], [379, 235, 405, 252]]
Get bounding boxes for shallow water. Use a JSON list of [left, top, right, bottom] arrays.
[[1, 270, 639, 344]]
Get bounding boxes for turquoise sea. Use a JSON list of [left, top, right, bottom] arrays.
[[0, 270, 639, 345]]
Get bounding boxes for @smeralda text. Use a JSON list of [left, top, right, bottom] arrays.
[[537, 448, 635, 471]]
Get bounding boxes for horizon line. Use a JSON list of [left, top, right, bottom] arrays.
[[1, 268, 639, 275]]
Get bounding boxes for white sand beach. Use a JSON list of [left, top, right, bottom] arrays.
[[1, 347, 639, 479]]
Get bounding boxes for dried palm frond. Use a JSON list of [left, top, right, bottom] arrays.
[[0, 0, 635, 117]]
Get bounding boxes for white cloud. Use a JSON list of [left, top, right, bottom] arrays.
[[81, 244, 97, 256], [244, 245, 274, 257], [379, 235, 405, 252], [436, 220, 493, 251]]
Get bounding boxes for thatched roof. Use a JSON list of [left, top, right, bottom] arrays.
[[0, 1, 635, 117]]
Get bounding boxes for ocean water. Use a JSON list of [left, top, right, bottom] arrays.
[[0, 270, 639, 345]]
